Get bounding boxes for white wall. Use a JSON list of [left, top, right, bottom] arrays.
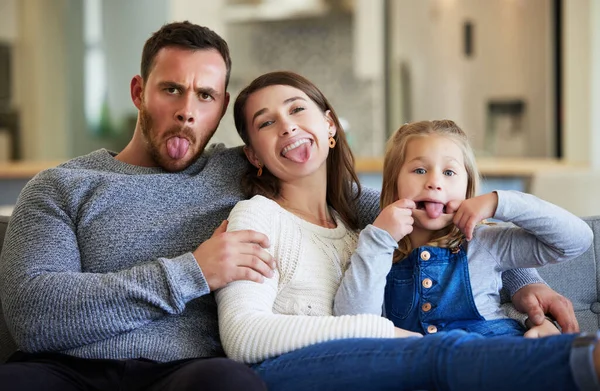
[[0, 0, 17, 43], [389, 0, 553, 157]]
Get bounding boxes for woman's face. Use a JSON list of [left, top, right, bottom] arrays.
[[243, 84, 336, 183]]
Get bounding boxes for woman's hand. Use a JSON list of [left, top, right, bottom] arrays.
[[394, 327, 423, 338], [446, 192, 499, 241]]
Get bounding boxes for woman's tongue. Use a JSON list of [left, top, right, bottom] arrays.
[[167, 137, 190, 160], [283, 142, 311, 163], [424, 202, 444, 219]]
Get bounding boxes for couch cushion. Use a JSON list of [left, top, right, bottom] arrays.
[[537, 216, 600, 332], [0, 215, 17, 362]]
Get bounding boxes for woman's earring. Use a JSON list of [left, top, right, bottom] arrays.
[[257, 163, 263, 177], [328, 135, 336, 149]]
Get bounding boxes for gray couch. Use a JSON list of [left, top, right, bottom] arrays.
[[0, 215, 599, 363]]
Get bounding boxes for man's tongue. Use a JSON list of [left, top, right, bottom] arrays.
[[283, 143, 311, 163], [166, 137, 190, 160], [424, 202, 444, 219]]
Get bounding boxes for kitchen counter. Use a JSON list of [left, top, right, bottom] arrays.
[[354, 157, 589, 177], [0, 157, 589, 179]]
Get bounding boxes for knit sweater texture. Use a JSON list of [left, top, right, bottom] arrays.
[[0, 145, 544, 362], [216, 195, 396, 364]]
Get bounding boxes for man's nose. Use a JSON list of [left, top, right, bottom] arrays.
[[175, 97, 195, 125]]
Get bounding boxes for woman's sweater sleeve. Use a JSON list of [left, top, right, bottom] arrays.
[[215, 197, 396, 364]]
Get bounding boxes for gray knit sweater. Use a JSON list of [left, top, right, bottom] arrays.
[[0, 144, 544, 362]]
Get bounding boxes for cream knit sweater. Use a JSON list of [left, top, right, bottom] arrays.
[[215, 195, 396, 364]]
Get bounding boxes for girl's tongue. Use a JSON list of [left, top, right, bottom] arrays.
[[424, 202, 444, 219], [166, 137, 190, 160], [283, 142, 311, 163]]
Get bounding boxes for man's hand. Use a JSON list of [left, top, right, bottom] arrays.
[[193, 221, 275, 291], [373, 199, 415, 241], [512, 283, 579, 333], [524, 318, 560, 338]]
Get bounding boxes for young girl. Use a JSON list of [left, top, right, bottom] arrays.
[[215, 71, 599, 391], [334, 120, 593, 337]]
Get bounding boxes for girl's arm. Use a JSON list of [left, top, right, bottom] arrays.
[[476, 190, 593, 270], [333, 225, 396, 316]]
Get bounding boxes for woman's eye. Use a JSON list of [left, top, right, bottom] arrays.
[[414, 168, 426, 174], [291, 106, 305, 114], [258, 120, 274, 129], [443, 170, 456, 177]]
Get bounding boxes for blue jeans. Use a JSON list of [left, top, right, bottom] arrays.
[[253, 330, 597, 391]]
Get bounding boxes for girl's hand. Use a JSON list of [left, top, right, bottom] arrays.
[[394, 327, 423, 338], [524, 318, 560, 338], [447, 192, 499, 240], [373, 199, 416, 242]]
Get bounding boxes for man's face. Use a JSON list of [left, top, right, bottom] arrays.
[[134, 47, 229, 172]]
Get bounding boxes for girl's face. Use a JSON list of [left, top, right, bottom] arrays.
[[396, 135, 469, 234], [243, 84, 336, 183]]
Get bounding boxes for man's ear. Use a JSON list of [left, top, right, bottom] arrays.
[[324, 110, 337, 137], [131, 75, 144, 109], [221, 92, 230, 118], [243, 145, 261, 168]]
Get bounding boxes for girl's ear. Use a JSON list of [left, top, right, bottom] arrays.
[[243, 146, 261, 168], [324, 110, 337, 137]]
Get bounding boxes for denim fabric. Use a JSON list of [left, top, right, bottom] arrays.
[[384, 245, 524, 336], [253, 330, 586, 391]]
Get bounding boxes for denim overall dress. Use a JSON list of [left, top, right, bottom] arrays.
[[384, 245, 525, 336]]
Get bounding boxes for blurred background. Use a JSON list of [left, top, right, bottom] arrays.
[[0, 0, 599, 215]]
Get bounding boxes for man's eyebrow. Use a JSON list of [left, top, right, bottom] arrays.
[[157, 81, 221, 97], [251, 96, 307, 123]]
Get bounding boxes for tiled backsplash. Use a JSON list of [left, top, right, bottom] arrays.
[[212, 14, 381, 157]]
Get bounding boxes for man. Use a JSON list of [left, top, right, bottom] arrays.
[[0, 21, 578, 390]]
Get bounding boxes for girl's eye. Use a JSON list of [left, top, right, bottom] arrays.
[[414, 168, 426, 174], [443, 170, 456, 177]]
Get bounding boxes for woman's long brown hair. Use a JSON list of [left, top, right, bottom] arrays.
[[233, 71, 361, 230]]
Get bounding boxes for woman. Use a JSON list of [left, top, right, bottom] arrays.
[[215, 71, 598, 391]]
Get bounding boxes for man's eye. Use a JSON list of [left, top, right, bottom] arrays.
[[166, 87, 179, 94], [200, 92, 214, 101], [444, 170, 456, 176], [414, 168, 426, 174]]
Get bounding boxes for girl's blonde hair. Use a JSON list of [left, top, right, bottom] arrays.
[[381, 120, 480, 262]]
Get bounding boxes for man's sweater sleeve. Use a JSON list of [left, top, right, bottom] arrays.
[[0, 174, 209, 353]]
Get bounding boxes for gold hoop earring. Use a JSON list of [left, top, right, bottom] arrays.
[[257, 163, 263, 177], [329, 136, 336, 149]]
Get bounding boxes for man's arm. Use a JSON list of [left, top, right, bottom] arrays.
[[0, 178, 272, 353]]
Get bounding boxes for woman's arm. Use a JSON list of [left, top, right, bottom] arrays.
[[215, 197, 396, 364]]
